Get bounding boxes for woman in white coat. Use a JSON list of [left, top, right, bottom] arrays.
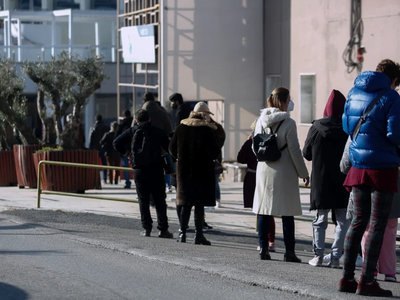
[[253, 87, 309, 262]]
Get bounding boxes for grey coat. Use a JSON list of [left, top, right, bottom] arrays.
[[340, 137, 400, 219]]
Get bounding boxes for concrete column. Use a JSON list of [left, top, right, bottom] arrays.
[[79, 0, 91, 10], [84, 96, 96, 148], [111, 21, 116, 63], [41, 0, 53, 11], [68, 10, 73, 55], [4, 0, 18, 10], [95, 22, 100, 57], [51, 16, 55, 57]]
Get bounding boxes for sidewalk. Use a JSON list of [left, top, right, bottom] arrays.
[[0, 179, 398, 247]]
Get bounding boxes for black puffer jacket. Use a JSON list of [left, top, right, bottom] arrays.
[[303, 117, 349, 210]]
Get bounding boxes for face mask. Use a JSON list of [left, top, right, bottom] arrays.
[[171, 102, 178, 109], [287, 100, 294, 112]]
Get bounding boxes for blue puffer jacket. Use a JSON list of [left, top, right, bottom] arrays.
[[342, 71, 400, 169]]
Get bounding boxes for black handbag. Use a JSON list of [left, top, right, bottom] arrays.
[[162, 153, 176, 175], [252, 120, 287, 162], [214, 160, 224, 174]]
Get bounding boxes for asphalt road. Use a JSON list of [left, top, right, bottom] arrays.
[[1, 210, 398, 300]]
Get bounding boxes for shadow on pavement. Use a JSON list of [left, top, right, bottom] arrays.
[[0, 282, 29, 300]]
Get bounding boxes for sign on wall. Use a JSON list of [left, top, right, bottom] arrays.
[[121, 25, 155, 63]]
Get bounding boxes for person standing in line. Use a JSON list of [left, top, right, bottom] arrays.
[[302, 89, 350, 268], [169, 93, 193, 129], [252, 87, 309, 262], [89, 114, 110, 184], [341, 138, 400, 283], [338, 59, 400, 297], [169, 110, 220, 245], [237, 120, 276, 252], [113, 109, 173, 238], [100, 122, 121, 185], [168, 93, 193, 201], [115, 109, 134, 189]]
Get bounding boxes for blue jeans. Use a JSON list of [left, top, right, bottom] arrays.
[[215, 174, 221, 200], [99, 154, 107, 182], [120, 156, 131, 186], [165, 175, 171, 188]]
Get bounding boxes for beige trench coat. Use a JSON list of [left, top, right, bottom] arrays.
[[252, 108, 309, 216]]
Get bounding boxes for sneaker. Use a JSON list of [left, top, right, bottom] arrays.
[[268, 242, 276, 252], [356, 281, 393, 297], [203, 222, 213, 230], [158, 230, 173, 239], [124, 184, 131, 189], [166, 186, 173, 193], [308, 256, 323, 267], [384, 274, 397, 282], [256, 245, 261, 251], [338, 278, 358, 293], [323, 253, 331, 264], [215, 201, 221, 208], [140, 229, 151, 237], [328, 257, 340, 268], [338, 254, 363, 267]]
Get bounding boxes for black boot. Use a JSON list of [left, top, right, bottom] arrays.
[[194, 208, 211, 245], [284, 250, 301, 263], [177, 205, 191, 243], [194, 231, 211, 245], [259, 248, 271, 260]]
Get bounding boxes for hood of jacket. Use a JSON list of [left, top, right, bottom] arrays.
[[323, 89, 346, 117], [142, 101, 161, 114], [259, 107, 290, 128], [313, 117, 347, 139], [180, 111, 217, 130], [354, 71, 392, 93]]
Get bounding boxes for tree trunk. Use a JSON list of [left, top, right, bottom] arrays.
[[0, 124, 9, 151]]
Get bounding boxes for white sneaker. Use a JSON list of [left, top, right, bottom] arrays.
[[323, 253, 331, 264], [308, 256, 323, 267], [215, 201, 221, 208], [337, 254, 363, 267], [166, 186, 172, 193]]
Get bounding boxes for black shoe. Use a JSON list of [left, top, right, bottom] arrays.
[[203, 222, 213, 231], [284, 251, 302, 263], [124, 185, 131, 189], [259, 248, 271, 260], [141, 229, 151, 237], [158, 230, 173, 239], [194, 233, 211, 245], [177, 233, 186, 243]]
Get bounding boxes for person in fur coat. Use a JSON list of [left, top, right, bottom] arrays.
[[253, 87, 309, 262], [169, 110, 220, 245]]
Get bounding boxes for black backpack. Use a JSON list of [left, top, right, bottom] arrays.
[[252, 120, 287, 162], [131, 127, 155, 167]]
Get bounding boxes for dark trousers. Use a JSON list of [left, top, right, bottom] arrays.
[[100, 154, 108, 182], [258, 215, 295, 252], [343, 186, 393, 283], [177, 204, 205, 233], [134, 167, 169, 231], [106, 156, 121, 184]]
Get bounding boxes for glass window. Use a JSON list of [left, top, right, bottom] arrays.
[[300, 74, 316, 124]]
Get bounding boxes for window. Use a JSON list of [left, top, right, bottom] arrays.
[[300, 74, 316, 124], [265, 75, 281, 108]]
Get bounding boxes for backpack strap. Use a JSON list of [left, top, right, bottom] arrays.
[[271, 120, 287, 151], [352, 89, 388, 141]]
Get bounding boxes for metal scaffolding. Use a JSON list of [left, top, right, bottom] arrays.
[[116, 0, 161, 119]]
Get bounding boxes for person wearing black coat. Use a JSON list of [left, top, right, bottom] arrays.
[[89, 114, 110, 184], [100, 122, 121, 185], [302, 89, 350, 268], [113, 109, 173, 239], [116, 110, 134, 188]]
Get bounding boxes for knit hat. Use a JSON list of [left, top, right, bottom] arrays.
[[193, 102, 214, 115]]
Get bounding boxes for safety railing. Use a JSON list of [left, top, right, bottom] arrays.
[[37, 160, 137, 208]]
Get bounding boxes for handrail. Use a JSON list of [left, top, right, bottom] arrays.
[[37, 160, 137, 208]]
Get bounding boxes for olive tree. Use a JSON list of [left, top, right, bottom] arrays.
[[0, 59, 38, 145]]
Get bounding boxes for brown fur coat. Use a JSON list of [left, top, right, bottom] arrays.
[[169, 112, 220, 206]]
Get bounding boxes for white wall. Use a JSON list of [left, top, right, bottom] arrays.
[[162, 0, 264, 160]]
